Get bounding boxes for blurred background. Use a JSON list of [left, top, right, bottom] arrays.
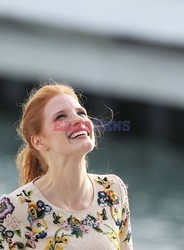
[[0, 0, 184, 249]]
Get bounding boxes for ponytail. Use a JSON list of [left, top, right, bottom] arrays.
[[16, 144, 48, 185]]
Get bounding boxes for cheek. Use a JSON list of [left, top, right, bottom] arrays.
[[87, 120, 96, 140], [54, 131, 68, 142], [44, 128, 68, 147], [52, 132, 70, 152], [85, 118, 94, 131]]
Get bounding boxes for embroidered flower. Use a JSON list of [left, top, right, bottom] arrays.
[[45, 205, 52, 213], [66, 215, 84, 238], [104, 224, 120, 249], [31, 218, 48, 239], [82, 215, 96, 227], [96, 176, 120, 210], [55, 235, 69, 245], [61, 235, 69, 245], [28, 201, 38, 212], [106, 189, 119, 204], [3, 213, 22, 231], [16, 190, 54, 247], [96, 217, 103, 227], [4, 176, 131, 250], [25, 230, 36, 241], [70, 223, 80, 235], [97, 208, 108, 220], [17, 195, 25, 204], [45, 237, 54, 250], [80, 224, 89, 234], [110, 205, 121, 227], [53, 212, 70, 231], [4, 230, 14, 238], [44, 233, 70, 249], [55, 243, 64, 250], [107, 231, 117, 241], [96, 176, 115, 188], [71, 217, 80, 226], [26, 239, 36, 248], [119, 201, 130, 229], [25, 230, 37, 248], [61, 220, 70, 231], [17, 190, 32, 203], [6, 237, 13, 244], [0, 197, 15, 220], [37, 200, 45, 208], [28, 206, 37, 222], [97, 191, 110, 207]]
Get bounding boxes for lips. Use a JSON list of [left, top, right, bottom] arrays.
[[68, 127, 90, 139]]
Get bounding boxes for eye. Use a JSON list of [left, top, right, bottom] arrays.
[[78, 111, 87, 116], [55, 111, 87, 120], [55, 114, 65, 120]]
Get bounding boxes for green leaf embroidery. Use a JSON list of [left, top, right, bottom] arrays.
[[15, 241, 24, 249], [23, 190, 29, 197], [102, 208, 108, 220], [25, 234, 30, 240], [14, 229, 22, 238], [67, 215, 72, 224], [94, 227, 103, 233], [50, 244, 55, 250], [53, 212, 62, 224], [26, 242, 33, 248], [27, 191, 32, 197], [123, 231, 131, 243], [53, 212, 57, 220], [54, 228, 62, 238], [75, 230, 83, 238]]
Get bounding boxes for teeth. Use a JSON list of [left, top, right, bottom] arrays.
[[69, 130, 88, 139]]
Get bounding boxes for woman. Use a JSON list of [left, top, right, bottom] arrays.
[[0, 82, 133, 249]]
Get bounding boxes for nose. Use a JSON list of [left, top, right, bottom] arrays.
[[70, 113, 84, 127]]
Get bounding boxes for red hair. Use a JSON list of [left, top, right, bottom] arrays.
[[16, 82, 90, 185]]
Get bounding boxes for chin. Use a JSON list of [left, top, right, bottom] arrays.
[[83, 141, 95, 152], [78, 141, 95, 155]]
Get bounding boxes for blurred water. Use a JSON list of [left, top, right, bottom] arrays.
[[89, 135, 184, 250], [0, 116, 184, 250]]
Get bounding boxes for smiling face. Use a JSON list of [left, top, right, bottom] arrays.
[[37, 94, 95, 158]]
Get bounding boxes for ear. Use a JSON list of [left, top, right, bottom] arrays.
[[30, 135, 48, 151]]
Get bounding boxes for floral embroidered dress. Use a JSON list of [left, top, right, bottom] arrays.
[[0, 174, 133, 250]]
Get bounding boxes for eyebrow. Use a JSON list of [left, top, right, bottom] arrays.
[[52, 107, 87, 119]]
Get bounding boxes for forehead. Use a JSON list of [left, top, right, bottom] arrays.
[[44, 94, 82, 115]]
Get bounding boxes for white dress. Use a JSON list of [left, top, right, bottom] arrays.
[[0, 173, 133, 249]]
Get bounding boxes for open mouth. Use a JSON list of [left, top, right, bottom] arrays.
[[68, 130, 90, 139]]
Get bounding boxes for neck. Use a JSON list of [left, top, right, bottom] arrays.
[[34, 154, 93, 210]]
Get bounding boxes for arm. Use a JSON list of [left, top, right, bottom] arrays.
[[0, 194, 25, 249], [114, 175, 134, 250]]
